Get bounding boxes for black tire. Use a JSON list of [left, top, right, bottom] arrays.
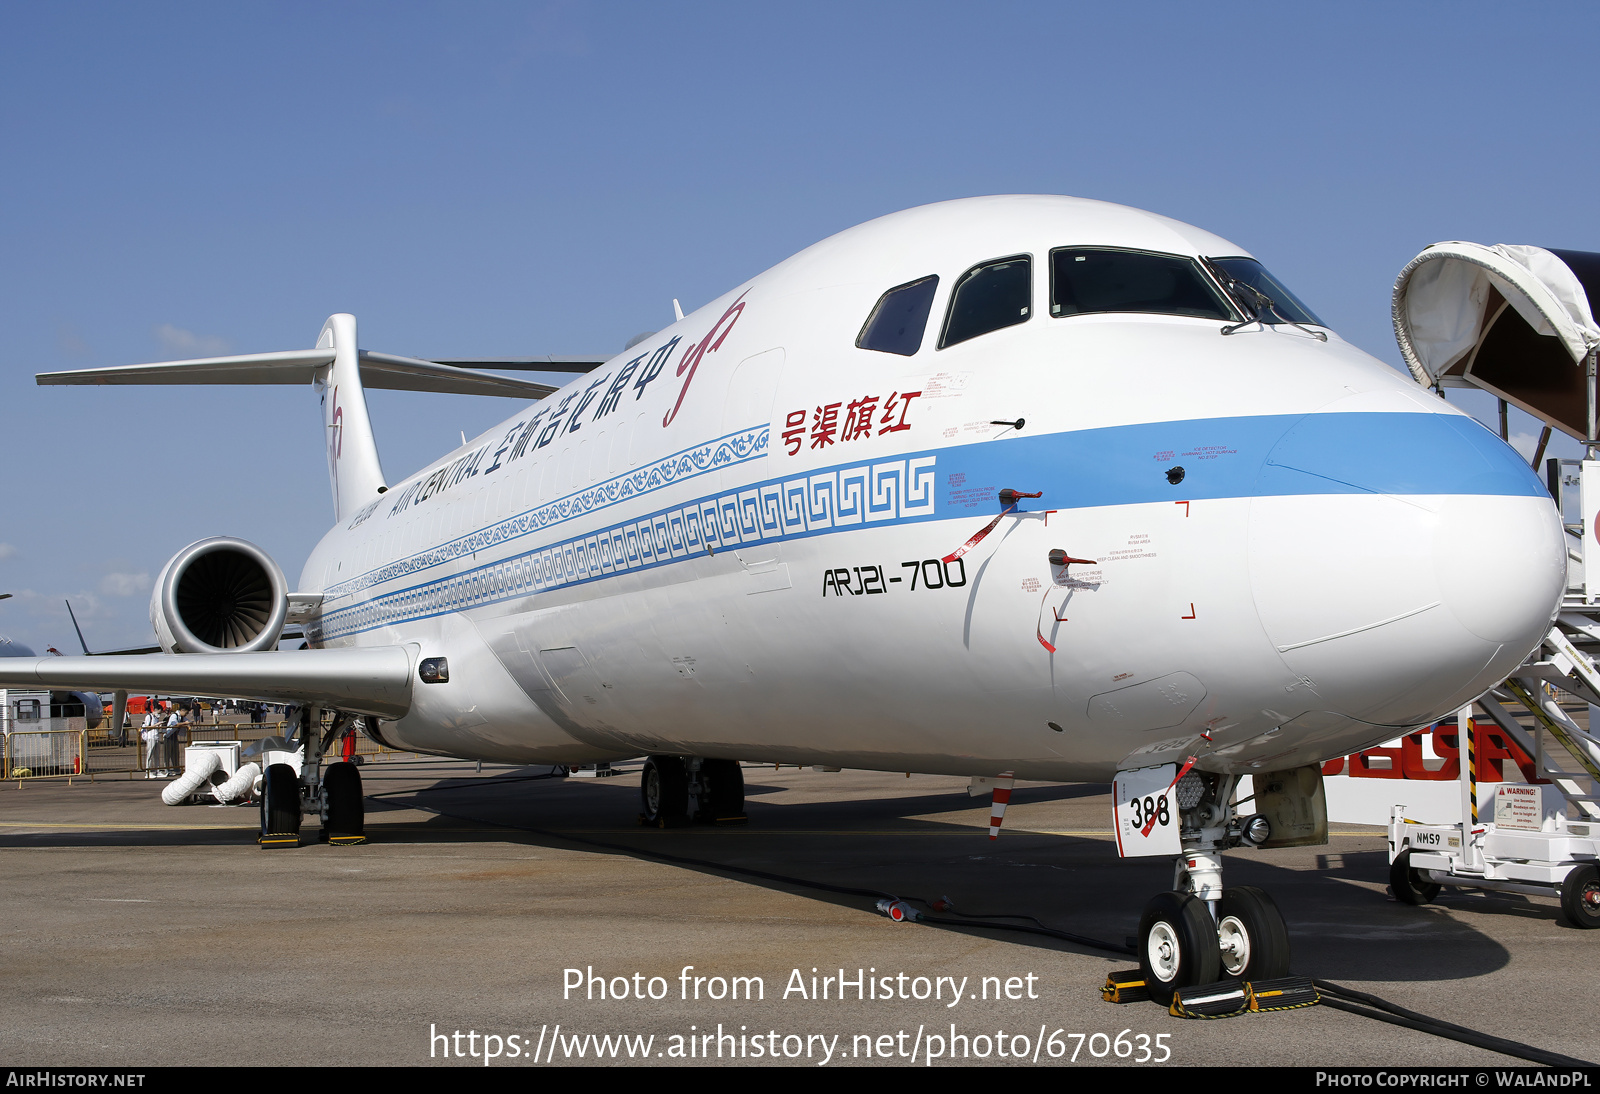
[[323, 761, 365, 842], [641, 756, 689, 826], [1560, 864, 1600, 928], [259, 762, 301, 846], [1216, 885, 1290, 981], [1137, 891, 1222, 1005], [700, 759, 744, 819], [1390, 848, 1441, 905]]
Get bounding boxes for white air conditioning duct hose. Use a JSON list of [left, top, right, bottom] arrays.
[[214, 761, 260, 804], [161, 750, 222, 806]]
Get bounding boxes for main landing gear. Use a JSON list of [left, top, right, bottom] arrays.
[[639, 755, 745, 827], [1136, 772, 1290, 1004], [257, 707, 368, 849]]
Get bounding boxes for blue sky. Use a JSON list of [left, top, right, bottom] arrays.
[[1, 2, 1595, 650]]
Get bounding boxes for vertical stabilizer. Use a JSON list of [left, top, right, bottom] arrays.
[[315, 314, 387, 521]]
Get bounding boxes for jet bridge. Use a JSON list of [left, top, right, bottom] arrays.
[[1390, 241, 1600, 922]]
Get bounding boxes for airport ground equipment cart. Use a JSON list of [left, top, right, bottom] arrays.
[[1389, 802, 1600, 928], [1386, 703, 1600, 927]]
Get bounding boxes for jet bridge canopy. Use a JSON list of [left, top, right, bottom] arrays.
[[1393, 242, 1600, 441]]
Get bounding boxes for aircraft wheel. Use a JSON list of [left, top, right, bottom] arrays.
[[641, 756, 689, 827], [323, 761, 366, 845], [1560, 864, 1600, 929], [258, 762, 301, 848], [700, 759, 744, 819], [1389, 848, 1441, 905], [1137, 891, 1221, 1005], [1216, 885, 1290, 980]]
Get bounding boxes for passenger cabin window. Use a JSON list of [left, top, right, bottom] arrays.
[[1206, 257, 1325, 327], [1050, 247, 1234, 321], [939, 256, 1031, 348], [857, 275, 939, 356]]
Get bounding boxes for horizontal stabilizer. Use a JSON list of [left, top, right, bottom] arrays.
[[37, 349, 557, 399], [0, 646, 414, 719], [357, 352, 556, 398], [429, 356, 609, 373]]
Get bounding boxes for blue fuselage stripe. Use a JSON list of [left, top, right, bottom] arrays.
[[317, 411, 1543, 639], [944, 411, 1545, 516]]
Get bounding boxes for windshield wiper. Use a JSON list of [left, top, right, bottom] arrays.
[[1205, 260, 1327, 341]]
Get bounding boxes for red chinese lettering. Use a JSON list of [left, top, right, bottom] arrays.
[[878, 389, 922, 435], [842, 394, 880, 442], [781, 409, 807, 455], [810, 402, 842, 449]]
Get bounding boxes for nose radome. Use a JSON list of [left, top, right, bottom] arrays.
[[1431, 493, 1566, 647], [1248, 490, 1564, 729], [1244, 401, 1565, 727]]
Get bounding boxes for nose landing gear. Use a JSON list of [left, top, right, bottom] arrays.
[[1215, 886, 1290, 980], [1138, 890, 1221, 998], [1133, 771, 1291, 1004]]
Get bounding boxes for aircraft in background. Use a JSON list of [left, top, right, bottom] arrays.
[[0, 594, 103, 728], [0, 196, 1569, 1001]]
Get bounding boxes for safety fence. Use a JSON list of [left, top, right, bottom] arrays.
[[3, 726, 85, 779], [3, 718, 423, 782]]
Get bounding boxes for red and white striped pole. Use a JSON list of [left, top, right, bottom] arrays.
[[988, 772, 1015, 839]]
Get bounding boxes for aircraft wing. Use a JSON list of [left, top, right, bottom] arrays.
[[0, 647, 414, 719]]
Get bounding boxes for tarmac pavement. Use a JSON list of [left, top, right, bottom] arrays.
[[0, 761, 1594, 1068]]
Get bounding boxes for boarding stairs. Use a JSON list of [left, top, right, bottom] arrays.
[[1383, 242, 1600, 912], [1468, 458, 1600, 822]]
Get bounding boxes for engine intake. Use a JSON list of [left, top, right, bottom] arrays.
[[151, 538, 289, 654]]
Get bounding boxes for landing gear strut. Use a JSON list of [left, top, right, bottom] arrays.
[[1135, 771, 1290, 1003], [255, 706, 368, 848], [639, 755, 746, 826]]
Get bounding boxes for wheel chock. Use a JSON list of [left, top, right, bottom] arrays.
[[327, 834, 367, 846], [1101, 970, 1150, 1004], [1102, 971, 1320, 1016], [257, 833, 300, 849], [1246, 976, 1319, 1012], [1169, 979, 1250, 1019]]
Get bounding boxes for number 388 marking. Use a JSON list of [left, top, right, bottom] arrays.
[[1129, 795, 1170, 828]]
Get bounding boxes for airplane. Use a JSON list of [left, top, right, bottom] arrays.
[[0, 595, 104, 729], [0, 195, 1569, 1003]]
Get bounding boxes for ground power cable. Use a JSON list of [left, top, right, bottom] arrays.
[[1312, 980, 1591, 1068], [364, 766, 1592, 1066]]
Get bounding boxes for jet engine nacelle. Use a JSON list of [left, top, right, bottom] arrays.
[[150, 538, 289, 654]]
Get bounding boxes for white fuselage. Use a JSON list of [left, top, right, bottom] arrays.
[[298, 197, 1566, 781]]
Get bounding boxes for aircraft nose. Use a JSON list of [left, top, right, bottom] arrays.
[[1246, 416, 1566, 727]]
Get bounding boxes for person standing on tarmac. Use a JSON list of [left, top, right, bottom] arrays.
[[162, 707, 181, 777], [141, 709, 161, 778]]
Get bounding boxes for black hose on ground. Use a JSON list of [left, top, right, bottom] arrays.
[[1314, 981, 1591, 1068]]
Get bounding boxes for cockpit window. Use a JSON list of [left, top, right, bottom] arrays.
[[939, 256, 1031, 348], [1050, 247, 1235, 321], [1206, 257, 1325, 327], [857, 275, 938, 356]]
